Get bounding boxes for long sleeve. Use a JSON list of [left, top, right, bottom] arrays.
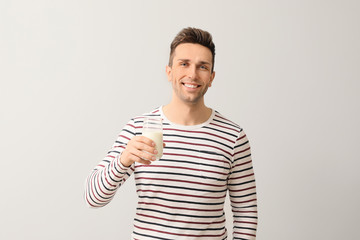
[[84, 119, 136, 208], [228, 128, 258, 239]]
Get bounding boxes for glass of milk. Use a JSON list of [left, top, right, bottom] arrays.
[[142, 117, 163, 160]]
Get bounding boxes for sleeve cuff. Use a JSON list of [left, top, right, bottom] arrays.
[[115, 153, 132, 170]]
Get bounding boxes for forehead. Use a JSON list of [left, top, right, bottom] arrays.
[[173, 43, 213, 62]]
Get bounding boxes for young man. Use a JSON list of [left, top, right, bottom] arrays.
[[85, 27, 258, 240]]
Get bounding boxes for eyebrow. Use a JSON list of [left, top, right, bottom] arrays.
[[177, 59, 211, 65]]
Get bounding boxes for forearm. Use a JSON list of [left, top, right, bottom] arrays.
[[229, 129, 258, 239], [85, 151, 134, 208], [84, 120, 137, 208], [229, 182, 258, 239]]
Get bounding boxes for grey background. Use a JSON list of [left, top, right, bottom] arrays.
[[1, 0, 359, 239]]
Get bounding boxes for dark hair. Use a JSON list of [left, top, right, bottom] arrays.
[[169, 27, 215, 72]]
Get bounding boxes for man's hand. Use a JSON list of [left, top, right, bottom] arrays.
[[119, 136, 164, 167]]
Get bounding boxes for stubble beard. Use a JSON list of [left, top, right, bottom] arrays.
[[172, 80, 209, 105]]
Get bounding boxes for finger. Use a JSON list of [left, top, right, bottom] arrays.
[[128, 152, 152, 165], [134, 148, 157, 161], [133, 141, 157, 154], [133, 155, 151, 165], [135, 136, 156, 147], [127, 144, 156, 161]]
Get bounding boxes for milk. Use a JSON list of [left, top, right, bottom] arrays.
[[142, 131, 163, 159]]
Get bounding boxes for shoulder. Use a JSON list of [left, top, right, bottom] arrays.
[[131, 106, 162, 124], [122, 107, 161, 135], [212, 110, 243, 135]]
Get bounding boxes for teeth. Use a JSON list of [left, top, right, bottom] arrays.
[[184, 84, 198, 88]]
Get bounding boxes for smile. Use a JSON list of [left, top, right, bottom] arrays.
[[182, 83, 200, 89]]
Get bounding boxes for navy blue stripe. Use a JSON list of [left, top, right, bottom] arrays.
[[213, 118, 239, 129], [234, 140, 249, 149], [99, 170, 117, 192], [137, 207, 225, 218], [134, 218, 225, 231], [203, 125, 238, 138], [136, 183, 227, 193], [233, 215, 258, 219], [133, 231, 173, 240], [229, 192, 257, 199], [231, 166, 253, 175], [227, 179, 256, 186], [164, 134, 233, 149], [122, 128, 135, 135], [234, 154, 252, 162]]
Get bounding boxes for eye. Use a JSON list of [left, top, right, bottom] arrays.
[[180, 62, 188, 67], [199, 65, 208, 70]]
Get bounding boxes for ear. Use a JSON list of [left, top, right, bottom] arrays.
[[209, 71, 215, 87], [166, 65, 172, 82]]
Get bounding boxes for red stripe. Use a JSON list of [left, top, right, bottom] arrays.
[[114, 145, 125, 149], [96, 172, 113, 196], [113, 145, 126, 150], [229, 186, 256, 193], [104, 169, 116, 188], [136, 163, 228, 175], [138, 202, 223, 212], [164, 140, 232, 156], [126, 124, 142, 129], [85, 175, 101, 207], [231, 198, 257, 204], [234, 147, 251, 155], [228, 173, 254, 181], [236, 134, 246, 141], [133, 116, 145, 120], [90, 173, 108, 203], [111, 169, 122, 179], [135, 177, 226, 187], [118, 134, 130, 141], [134, 224, 226, 237], [163, 128, 235, 144], [163, 152, 229, 166], [234, 231, 256, 237], [127, 123, 136, 128], [137, 189, 226, 199], [85, 196, 97, 207], [136, 213, 226, 225], [233, 160, 252, 168], [117, 161, 128, 171]]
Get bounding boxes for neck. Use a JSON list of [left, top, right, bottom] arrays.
[[163, 97, 212, 126]]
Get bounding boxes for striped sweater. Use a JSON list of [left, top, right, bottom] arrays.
[[85, 106, 258, 239]]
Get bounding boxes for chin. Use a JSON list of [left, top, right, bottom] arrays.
[[181, 96, 203, 104]]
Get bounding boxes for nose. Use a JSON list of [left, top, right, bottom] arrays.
[[187, 65, 197, 80]]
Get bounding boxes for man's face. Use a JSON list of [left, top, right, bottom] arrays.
[[166, 43, 215, 105]]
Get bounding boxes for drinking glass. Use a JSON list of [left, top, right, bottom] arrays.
[[142, 117, 163, 160]]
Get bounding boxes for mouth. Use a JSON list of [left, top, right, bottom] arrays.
[[182, 83, 200, 89]]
